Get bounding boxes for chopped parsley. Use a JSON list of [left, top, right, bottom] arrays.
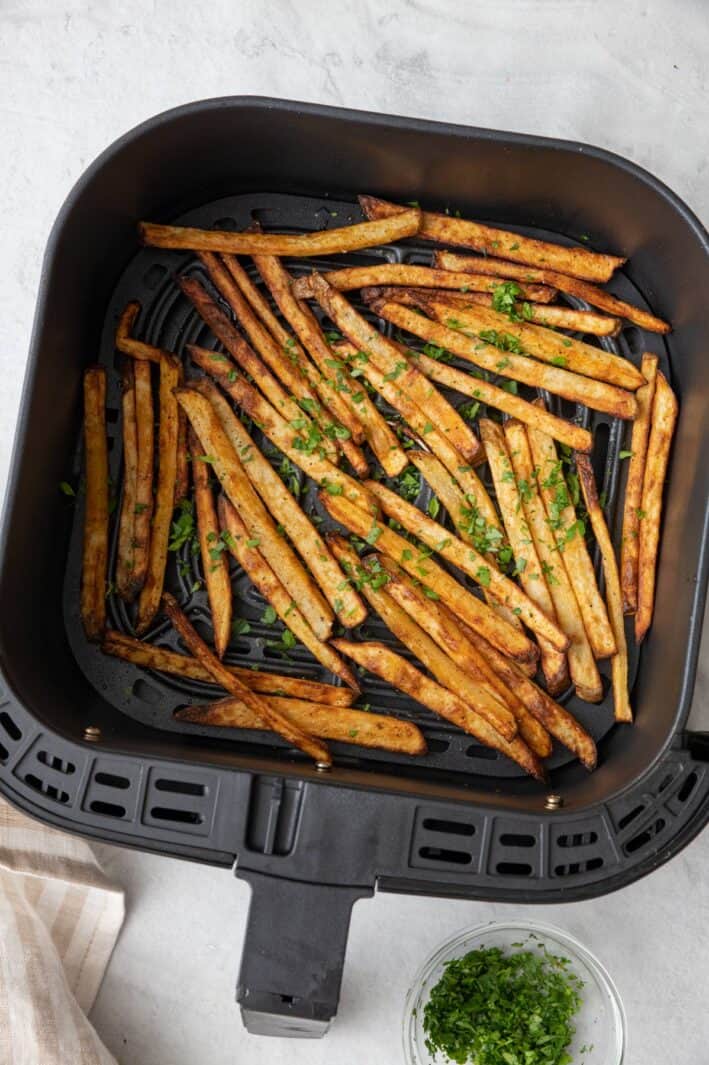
[[479, 329, 523, 354], [260, 605, 277, 624], [475, 565, 491, 587], [491, 281, 522, 318], [619, 449, 634, 460], [395, 466, 421, 502], [427, 496, 441, 519], [168, 499, 196, 552], [231, 617, 251, 637], [59, 481, 76, 497]]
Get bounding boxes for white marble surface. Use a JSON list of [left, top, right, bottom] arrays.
[[2, 1, 709, 1062]]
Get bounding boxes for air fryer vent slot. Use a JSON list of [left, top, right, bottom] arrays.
[[418, 846, 471, 865], [141, 767, 218, 836], [0, 741, 7, 764], [677, 771, 698, 803], [410, 806, 483, 870], [625, 817, 666, 855], [495, 861, 533, 877], [617, 804, 645, 829], [0, 710, 21, 742], [557, 831, 598, 848], [89, 800, 126, 818], [421, 818, 475, 837], [94, 772, 131, 790], [154, 778, 206, 796], [555, 857, 604, 876], [150, 806, 203, 825], [37, 751, 75, 775], [499, 833, 535, 848], [24, 773, 69, 805]]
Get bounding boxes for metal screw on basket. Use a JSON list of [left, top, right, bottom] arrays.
[[545, 793, 564, 810], [83, 725, 102, 742], [315, 762, 331, 773]]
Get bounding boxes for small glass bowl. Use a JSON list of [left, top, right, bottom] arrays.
[[403, 920, 626, 1065]]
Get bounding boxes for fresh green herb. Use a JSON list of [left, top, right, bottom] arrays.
[[542, 560, 560, 585], [422, 341, 453, 362], [562, 339, 572, 348], [619, 450, 634, 460], [502, 380, 518, 394], [401, 548, 414, 562], [422, 422, 434, 434], [209, 353, 230, 363], [475, 566, 491, 587], [551, 355, 567, 367], [232, 617, 251, 637], [636, 508, 647, 519], [324, 330, 343, 343], [384, 360, 407, 382], [168, 499, 196, 552], [491, 281, 522, 318], [509, 242, 520, 251], [427, 496, 441, 519], [396, 466, 421, 502], [194, 454, 215, 465], [246, 537, 261, 548], [459, 400, 481, 422], [261, 605, 277, 624], [134, 502, 148, 514], [59, 481, 76, 497], [423, 586, 440, 600], [478, 328, 523, 355], [366, 520, 382, 545], [321, 478, 343, 496]]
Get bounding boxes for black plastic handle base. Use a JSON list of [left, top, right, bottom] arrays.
[[688, 730, 709, 762], [236, 870, 371, 1037]]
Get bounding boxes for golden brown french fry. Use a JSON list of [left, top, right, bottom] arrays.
[[101, 629, 356, 705], [526, 405, 616, 659], [81, 367, 109, 641], [432, 250, 670, 334], [621, 354, 659, 614], [304, 273, 483, 465], [162, 592, 331, 765], [193, 377, 366, 628], [376, 557, 551, 757], [140, 208, 421, 257], [420, 298, 643, 390], [136, 353, 180, 635], [575, 454, 632, 723], [189, 428, 232, 658], [174, 403, 190, 505], [218, 498, 359, 691], [116, 360, 139, 601], [115, 301, 160, 364], [187, 345, 372, 511], [509, 424, 602, 702], [293, 265, 556, 303], [176, 386, 335, 642], [319, 492, 538, 666], [328, 535, 516, 740], [253, 254, 407, 474], [366, 481, 568, 652], [636, 372, 678, 643], [175, 696, 427, 755], [362, 287, 622, 336], [359, 195, 625, 283], [370, 300, 637, 420], [131, 360, 154, 592], [332, 639, 545, 780], [481, 419, 569, 696]]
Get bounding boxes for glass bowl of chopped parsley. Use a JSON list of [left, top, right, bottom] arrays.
[[403, 921, 625, 1065]]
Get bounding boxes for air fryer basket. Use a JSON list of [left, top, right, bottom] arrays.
[[1, 99, 707, 1036]]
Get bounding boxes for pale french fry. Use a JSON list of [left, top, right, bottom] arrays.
[[189, 428, 232, 658], [370, 300, 637, 420], [419, 298, 643, 390], [432, 250, 670, 334], [140, 208, 421, 257], [366, 481, 568, 652], [116, 360, 139, 601], [482, 419, 569, 696], [527, 404, 616, 658], [131, 359, 154, 592], [319, 492, 538, 666], [304, 273, 483, 465], [193, 377, 366, 628], [332, 639, 545, 780], [253, 254, 407, 474], [187, 345, 372, 511], [101, 629, 356, 705], [175, 386, 335, 642], [162, 593, 331, 765], [575, 454, 632, 723], [359, 195, 625, 283], [636, 372, 678, 643], [81, 367, 109, 641], [621, 354, 659, 614], [327, 535, 516, 740], [509, 424, 603, 702], [175, 696, 427, 755], [218, 498, 359, 691], [136, 353, 180, 634], [293, 265, 556, 303]]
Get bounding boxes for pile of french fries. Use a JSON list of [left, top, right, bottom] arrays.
[[79, 195, 678, 780]]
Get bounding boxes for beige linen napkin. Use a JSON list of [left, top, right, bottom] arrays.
[[0, 799, 124, 1064]]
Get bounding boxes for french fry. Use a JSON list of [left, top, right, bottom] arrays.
[[432, 250, 670, 334], [174, 400, 190, 505], [362, 287, 622, 336], [419, 298, 643, 390], [175, 696, 427, 755], [365, 481, 569, 652], [304, 273, 483, 465], [526, 406, 616, 658], [332, 640, 544, 780], [136, 353, 180, 634], [193, 377, 366, 628], [187, 345, 372, 511], [370, 300, 637, 420], [376, 557, 551, 757], [101, 629, 356, 705], [131, 359, 154, 592], [621, 354, 659, 613], [319, 492, 538, 666], [253, 254, 407, 474], [162, 593, 331, 766], [116, 360, 139, 601], [293, 265, 556, 303], [81, 367, 109, 641], [140, 208, 421, 257], [359, 195, 625, 283], [508, 424, 603, 702], [481, 419, 569, 696], [218, 498, 359, 691], [175, 386, 335, 641], [115, 301, 160, 364], [575, 454, 632, 723], [189, 428, 232, 658], [327, 535, 516, 740], [636, 372, 678, 643]]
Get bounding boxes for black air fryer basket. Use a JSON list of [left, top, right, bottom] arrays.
[[1, 98, 708, 1037]]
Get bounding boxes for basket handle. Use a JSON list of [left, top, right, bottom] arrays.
[[688, 730, 709, 762], [236, 870, 370, 1037]]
